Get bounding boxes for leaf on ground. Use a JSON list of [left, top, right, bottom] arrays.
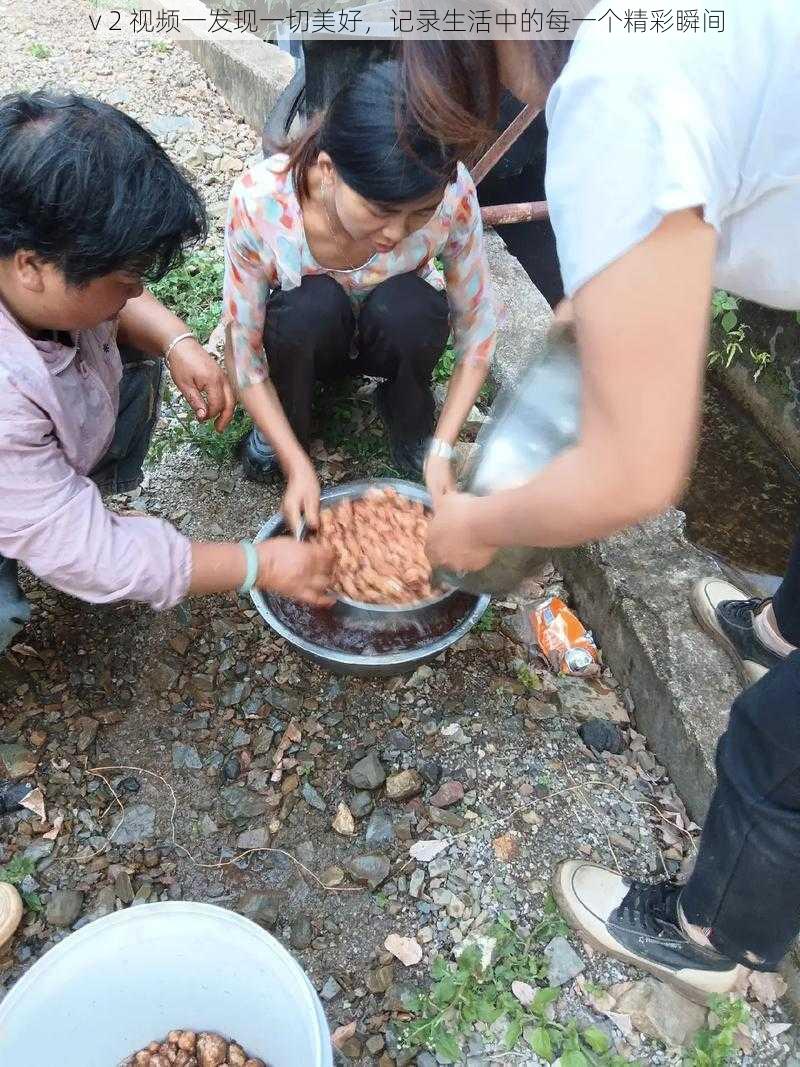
[[20, 787, 46, 821], [748, 970, 787, 1007], [410, 839, 449, 862], [511, 979, 536, 1007], [492, 832, 520, 862]]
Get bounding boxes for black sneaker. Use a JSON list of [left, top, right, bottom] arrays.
[[552, 860, 741, 1004], [690, 578, 784, 687], [240, 426, 280, 484]]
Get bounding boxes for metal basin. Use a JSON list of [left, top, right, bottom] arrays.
[[252, 479, 491, 677]]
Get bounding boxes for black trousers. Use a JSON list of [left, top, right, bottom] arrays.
[[263, 272, 450, 450], [682, 526, 800, 968]]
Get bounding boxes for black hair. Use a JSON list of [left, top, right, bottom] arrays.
[[283, 60, 457, 204], [0, 91, 207, 285]]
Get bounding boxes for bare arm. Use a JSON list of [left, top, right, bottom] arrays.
[[427, 209, 717, 565], [425, 357, 490, 499]]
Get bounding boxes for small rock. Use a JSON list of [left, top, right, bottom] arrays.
[[365, 811, 395, 849], [114, 870, 134, 904], [172, 743, 202, 771], [430, 781, 464, 808], [73, 716, 99, 753], [578, 718, 625, 755], [221, 785, 268, 822], [418, 760, 442, 788], [46, 889, 84, 928], [367, 964, 395, 993], [347, 752, 386, 791], [333, 802, 356, 836], [384, 730, 413, 752], [385, 933, 422, 967], [236, 827, 270, 850], [346, 855, 390, 890], [0, 743, 38, 780], [302, 782, 326, 811], [409, 869, 425, 898], [453, 935, 497, 973], [236, 890, 281, 929], [22, 839, 54, 863], [290, 914, 313, 950], [365, 1035, 385, 1055], [113, 803, 156, 845], [350, 791, 374, 817], [385, 770, 423, 801], [320, 976, 342, 1001], [428, 806, 465, 830], [222, 753, 241, 781], [616, 977, 707, 1046], [544, 936, 585, 986]]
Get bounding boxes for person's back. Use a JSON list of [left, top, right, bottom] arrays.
[[546, 0, 800, 308]]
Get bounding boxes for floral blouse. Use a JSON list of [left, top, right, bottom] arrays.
[[224, 154, 498, 390]]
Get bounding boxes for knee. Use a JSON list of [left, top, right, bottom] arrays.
[[265, 275, 354, 355], [362, 274, 450, 352]]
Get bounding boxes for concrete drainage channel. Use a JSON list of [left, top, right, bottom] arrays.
[[167, 7, 800, 1010]]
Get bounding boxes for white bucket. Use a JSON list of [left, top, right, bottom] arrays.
[[0, 901, 333, 1067]]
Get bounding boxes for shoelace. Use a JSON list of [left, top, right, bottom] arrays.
[[617, 879, 683, 938], [722, 597, 762, 625]]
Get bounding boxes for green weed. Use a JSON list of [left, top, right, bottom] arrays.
[[30, 43, 52, 59], [0, 855, 43, 913], [400, 913, 634, 1065], [149, 250, 224, 345], [684, 995, 749, 1067]]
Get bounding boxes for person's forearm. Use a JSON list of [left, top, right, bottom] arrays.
[[239, 380, 309, 474], [469, 435, 682, 550], [189, 542, 248, 596], [117, 290, 189, 357], [434, 358, 490, 444]]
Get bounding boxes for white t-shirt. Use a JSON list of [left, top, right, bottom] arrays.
[[545, 0, 800, 310]]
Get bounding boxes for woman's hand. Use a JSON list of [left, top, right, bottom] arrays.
[[256, 538, 335, 606], [424, 453, 456, 502], [169, 340, 236, 431], [282, 455, 321, 536], [426, 492, 497, 573]]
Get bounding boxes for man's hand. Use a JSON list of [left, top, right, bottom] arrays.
[[282, 456, 321, 537], [256, 538, 334, 606], [424, 453, 456, 502], [426, 492, 497, 573], [169, 340, 236, 431]]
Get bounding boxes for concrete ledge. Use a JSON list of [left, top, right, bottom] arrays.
[[558, 511, 740, 822], [484, 230, 553, 391], [167, 0, 295, 132]]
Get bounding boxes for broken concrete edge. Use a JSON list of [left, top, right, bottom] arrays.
[[159, 0, 295, 133], [715, 360, 800, 472], [176, 32, 800, 1009]]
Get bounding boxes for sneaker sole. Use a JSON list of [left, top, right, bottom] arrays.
[[550, 865, 740, 1005], [689, 579, 767, 689]]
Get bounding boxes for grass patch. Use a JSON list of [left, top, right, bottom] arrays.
[[400, 912, 631, 1065], [684, 996, 749, 1067], [30, 43, 52, 59], [0, 855, 43, 913], [149, 250, 224, 345]]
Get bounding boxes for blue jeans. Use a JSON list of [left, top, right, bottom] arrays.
[[0, 347, 162, 652]]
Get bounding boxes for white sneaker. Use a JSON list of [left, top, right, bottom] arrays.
[[0, 882, 23, 952], [552, 860, 743, 1004]]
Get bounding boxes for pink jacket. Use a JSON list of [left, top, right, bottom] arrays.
[[0, 299, 191, 610]]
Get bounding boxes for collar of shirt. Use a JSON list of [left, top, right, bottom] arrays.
[[0, 295, 79, 375]]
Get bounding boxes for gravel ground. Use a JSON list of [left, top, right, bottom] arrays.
[[0, 4, 796, 1064]]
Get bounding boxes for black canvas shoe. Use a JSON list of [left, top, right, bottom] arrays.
[[690, 578, 785, 687], [240, 426, 280, 484], [553, 861, 741, 1004], [374, 385, 428, 480]]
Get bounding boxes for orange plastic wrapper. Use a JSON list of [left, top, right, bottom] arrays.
[[531, 596, 600, 677]]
